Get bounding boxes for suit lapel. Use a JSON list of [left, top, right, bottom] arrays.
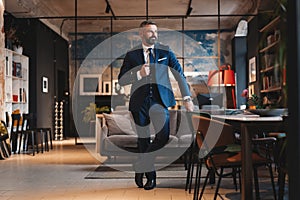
[[135, 44, 145, 64]]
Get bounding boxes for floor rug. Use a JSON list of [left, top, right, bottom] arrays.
[[85, 163, 188, 179]]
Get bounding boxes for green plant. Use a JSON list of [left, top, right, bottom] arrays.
[[248, 94, 263, 109], [81, 103, 110, 123]]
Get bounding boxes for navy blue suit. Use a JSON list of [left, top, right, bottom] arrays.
[[118, 43, 191, 175]]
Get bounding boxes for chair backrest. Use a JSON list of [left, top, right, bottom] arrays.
[[192, 115, 235, 152], [5, 112, 9, 128], [176, 111, 211, 138], [21, 113, 32, 131], [185, 111, 211, 132], [10, 114, 22, 133]]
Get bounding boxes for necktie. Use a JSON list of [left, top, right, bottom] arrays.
[[148, 48, 154, 64], [147, 48, 155, 97]]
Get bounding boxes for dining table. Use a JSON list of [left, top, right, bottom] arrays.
[[211, 113, 285, 200]]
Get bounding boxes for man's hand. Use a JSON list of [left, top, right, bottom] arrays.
[[183, 101, 194, 112], [140, 64, 150, 77]]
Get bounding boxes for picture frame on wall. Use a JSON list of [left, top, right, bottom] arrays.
[[102, 81, 111, 95], [249, 57, 256, 83], [248, 84, 255, 98], [42, 76, 48, 93], [79, 74, 101, 95]]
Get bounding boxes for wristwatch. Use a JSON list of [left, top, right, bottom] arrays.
[[183, 97, 192, 102]]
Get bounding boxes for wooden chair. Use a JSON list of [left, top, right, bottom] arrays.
[[10, 114, 22, 154], [183, 111, 211, 194], [191, 115, 277, 200]]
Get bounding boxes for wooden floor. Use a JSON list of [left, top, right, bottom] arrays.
[[0, 138, 288, 200]]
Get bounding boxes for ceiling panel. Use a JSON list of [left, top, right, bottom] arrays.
[[110, 0, 146, 16], [4, 0, 260, 39], [220, 0, 257, 15], [191, 0, 218, 15]]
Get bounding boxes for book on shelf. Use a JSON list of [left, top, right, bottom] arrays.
[[12, 61, 22, 78], [19, 88, 22, 102], [18, 88, 26, 103], [22, 88, 26, 103]]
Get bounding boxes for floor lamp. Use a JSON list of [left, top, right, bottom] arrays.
[[207, 64, 236, 109]]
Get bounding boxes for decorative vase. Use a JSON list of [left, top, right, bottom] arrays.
[[13, 46, 23, 54]]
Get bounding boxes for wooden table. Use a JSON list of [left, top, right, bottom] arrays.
[[211, 114, 284, 200]]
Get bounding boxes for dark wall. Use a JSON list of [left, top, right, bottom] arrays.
[[16, 19, 69, 134], [247, 16, 260, 95], [232, 37, 247, 108]]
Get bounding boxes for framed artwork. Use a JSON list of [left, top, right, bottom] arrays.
[[79, 74, 101, 95], [248, 84, 255, 98], [249, 57, 256, 83], [102, 81, 111, 95], [42, 76, 48, 93]]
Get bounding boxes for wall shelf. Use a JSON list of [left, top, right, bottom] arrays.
[[261, 86, 282, 93], [259, 16, 281, 33], [3, 48, 29, 120], [259, 41, 279, 53]]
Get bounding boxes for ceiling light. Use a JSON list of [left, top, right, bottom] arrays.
[[105, 4, 110, 14], [186, 7, 193, 16]]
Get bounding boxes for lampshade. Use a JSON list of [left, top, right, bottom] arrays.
[[207, 70, 223, 86], [207, 64, 235, 86], [223, 68, 235, 86]]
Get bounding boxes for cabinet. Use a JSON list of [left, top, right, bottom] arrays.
[[258, 15, 286, 107], [3, 48, 29, 119]]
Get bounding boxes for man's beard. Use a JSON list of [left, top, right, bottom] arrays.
[[146, 37, 157, 45]]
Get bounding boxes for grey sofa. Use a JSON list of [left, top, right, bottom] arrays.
[[98, 109, 195, 158]]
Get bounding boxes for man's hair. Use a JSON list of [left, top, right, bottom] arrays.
[[139, 20, 157, 27]]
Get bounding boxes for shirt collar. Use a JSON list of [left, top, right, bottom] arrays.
[[142, 44, 154, 52]]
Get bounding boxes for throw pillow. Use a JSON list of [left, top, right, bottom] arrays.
[[103, 112, 136, 136]]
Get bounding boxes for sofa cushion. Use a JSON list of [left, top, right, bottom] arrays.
[[103, 135, 139, 150], [103, 112, 136, 136]]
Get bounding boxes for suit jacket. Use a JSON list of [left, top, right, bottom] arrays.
[[118, 43, 191, 111]]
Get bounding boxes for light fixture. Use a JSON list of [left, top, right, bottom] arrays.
[[186, 0, 193, 17], [207, 64, 235, 86], [105, 4, 110, 13], [104, 0, 116, 19], [207, 64, 236, 108], [186, 7, 193, 16]]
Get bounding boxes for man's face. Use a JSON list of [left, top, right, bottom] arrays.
[[140, 24, 158, 46]]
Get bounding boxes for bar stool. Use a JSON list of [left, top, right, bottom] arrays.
[[19, 113, 44, 156], [34, 127, 52, 152], [29, 113, 53, 152]]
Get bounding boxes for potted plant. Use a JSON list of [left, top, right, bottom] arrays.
[[4, 17, 27, 54], [81, 103, 110, 123]]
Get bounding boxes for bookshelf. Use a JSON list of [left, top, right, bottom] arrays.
[[258, 14, 286, 107], [3, 48, 29, 119]]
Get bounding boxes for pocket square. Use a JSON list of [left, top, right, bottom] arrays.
[[158, 57, 167, 62]]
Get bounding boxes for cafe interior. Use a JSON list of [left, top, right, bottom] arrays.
[[0, 0, 300, 199]]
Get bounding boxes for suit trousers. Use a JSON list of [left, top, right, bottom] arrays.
[[131, 95, 170, 178]]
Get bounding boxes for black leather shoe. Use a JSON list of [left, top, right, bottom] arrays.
[[135, 173, 144, 188], [144, 179, 156, 190]]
